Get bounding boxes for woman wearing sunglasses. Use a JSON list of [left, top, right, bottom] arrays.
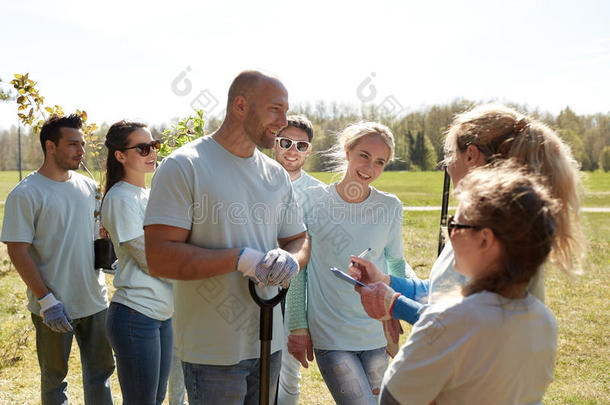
[[286, 122, 418, 405], [350, 104, 584, 326], [102, 121, 173, 405], [379, 163, 563, 404]]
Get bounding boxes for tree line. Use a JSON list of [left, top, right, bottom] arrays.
[[1, 99, 610, 172]]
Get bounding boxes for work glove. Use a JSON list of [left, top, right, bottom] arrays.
[[287, 328, 314, 368], [356, 282, 400, 321], [262, 248, 299, 288], [383, 318, 404, 358], [38, 292, 73, 333], [236, 248, 299, 288]]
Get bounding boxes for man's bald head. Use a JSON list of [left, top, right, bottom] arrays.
[[226, 70, 284, 110]]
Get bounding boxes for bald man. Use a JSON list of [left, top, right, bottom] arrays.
[[144, 71, 310, 404]]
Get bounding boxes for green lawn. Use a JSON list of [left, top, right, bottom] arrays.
[[0, 170, 608, 404], [310, 170, 610, 208]]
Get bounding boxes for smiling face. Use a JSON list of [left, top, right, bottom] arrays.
[[49, 127, 86, 171], [344, 134, 390, 186], [115, 128, 157, 174], [243, 78, 289, 149], [273, 126, 311, 175]]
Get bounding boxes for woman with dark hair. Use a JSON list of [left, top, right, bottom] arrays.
[[378, 163, 563, 404], [102, 121, 173, 405]]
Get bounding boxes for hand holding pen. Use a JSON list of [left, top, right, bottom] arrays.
[[348, 248, 391, 285]]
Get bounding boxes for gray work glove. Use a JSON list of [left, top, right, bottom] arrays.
[[236, 247, 299, 288], [38, 292, 73, 333]]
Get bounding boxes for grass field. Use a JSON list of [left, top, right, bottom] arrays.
[[0, 170, 608, 404]]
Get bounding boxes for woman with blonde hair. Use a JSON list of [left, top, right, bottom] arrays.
[[286, 122, 418, 405], [351, 104, 584, 325], [380, 162, 563, 404]]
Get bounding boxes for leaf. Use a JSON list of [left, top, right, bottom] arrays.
[[45, 107, 54, 113], [14, 74, 22, 79]]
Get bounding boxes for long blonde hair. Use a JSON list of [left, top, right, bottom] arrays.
[[456, 162, 561, 296], [444, 104, 584, 274]]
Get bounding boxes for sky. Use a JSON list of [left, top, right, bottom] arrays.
[[1, 0, 609, 130]]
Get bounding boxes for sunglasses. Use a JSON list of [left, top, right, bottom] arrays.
[[275, 137, 311, 153], [122, 140, 161, 157], [446, 215, 480, 237]]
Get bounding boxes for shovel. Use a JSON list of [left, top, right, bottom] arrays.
[[249, 280, 288, 405]]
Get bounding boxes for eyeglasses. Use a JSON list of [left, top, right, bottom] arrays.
[[275, 137, 311, 153], [122, 140, 161, 157], [447, 215, 480, 237]]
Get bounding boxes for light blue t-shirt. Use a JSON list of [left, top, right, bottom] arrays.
[[428, 242, 545, 304], [292, 170, 325, 208], [102, 181, 173, 320], [301, 183, 406, 350], [1, 171, 108, 318], [285, 170, 324, 331], [143, 136, 306, 365]]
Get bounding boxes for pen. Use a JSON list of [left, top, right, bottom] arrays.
[[357, 247, 372, 258]]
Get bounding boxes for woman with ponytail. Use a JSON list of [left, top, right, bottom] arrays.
[[102, 121, 173, 405], [351, 104, 585, 325], [286, 122, 418, 405], [380, 163, 562, 404]]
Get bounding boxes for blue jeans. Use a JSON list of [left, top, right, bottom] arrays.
[[315, 347, 389, 405], [105, 302, 173, 405], [31, 309, 114, 405], [182, 350, 282, 405]]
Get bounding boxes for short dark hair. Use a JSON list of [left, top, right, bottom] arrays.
[[39, 114, 83, 155], [279, 114, 314, 142]]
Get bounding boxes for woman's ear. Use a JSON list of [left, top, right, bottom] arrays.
[[114, 149, 126, 164], [465, 144, 485, 168], [478, 227, 497, 252]]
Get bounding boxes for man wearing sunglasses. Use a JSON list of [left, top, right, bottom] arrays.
[[273, 115, 322, 405], [2, 115, 114, 404], [144, 70, 310, 404]]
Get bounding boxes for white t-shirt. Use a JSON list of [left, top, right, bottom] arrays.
[[144, 136, 306, 365], [1, 171, 108, 318], [429, 243, 545, 304], [382, 291, 557, 405], [291, 170, 324, 208], [301, 183, 405, 350], [102, 181, 173, 320]]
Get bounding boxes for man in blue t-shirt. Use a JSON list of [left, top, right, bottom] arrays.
[[273, 114, 323, 405], [1, 115, 114, 404], [144, 71, 311, 404]]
